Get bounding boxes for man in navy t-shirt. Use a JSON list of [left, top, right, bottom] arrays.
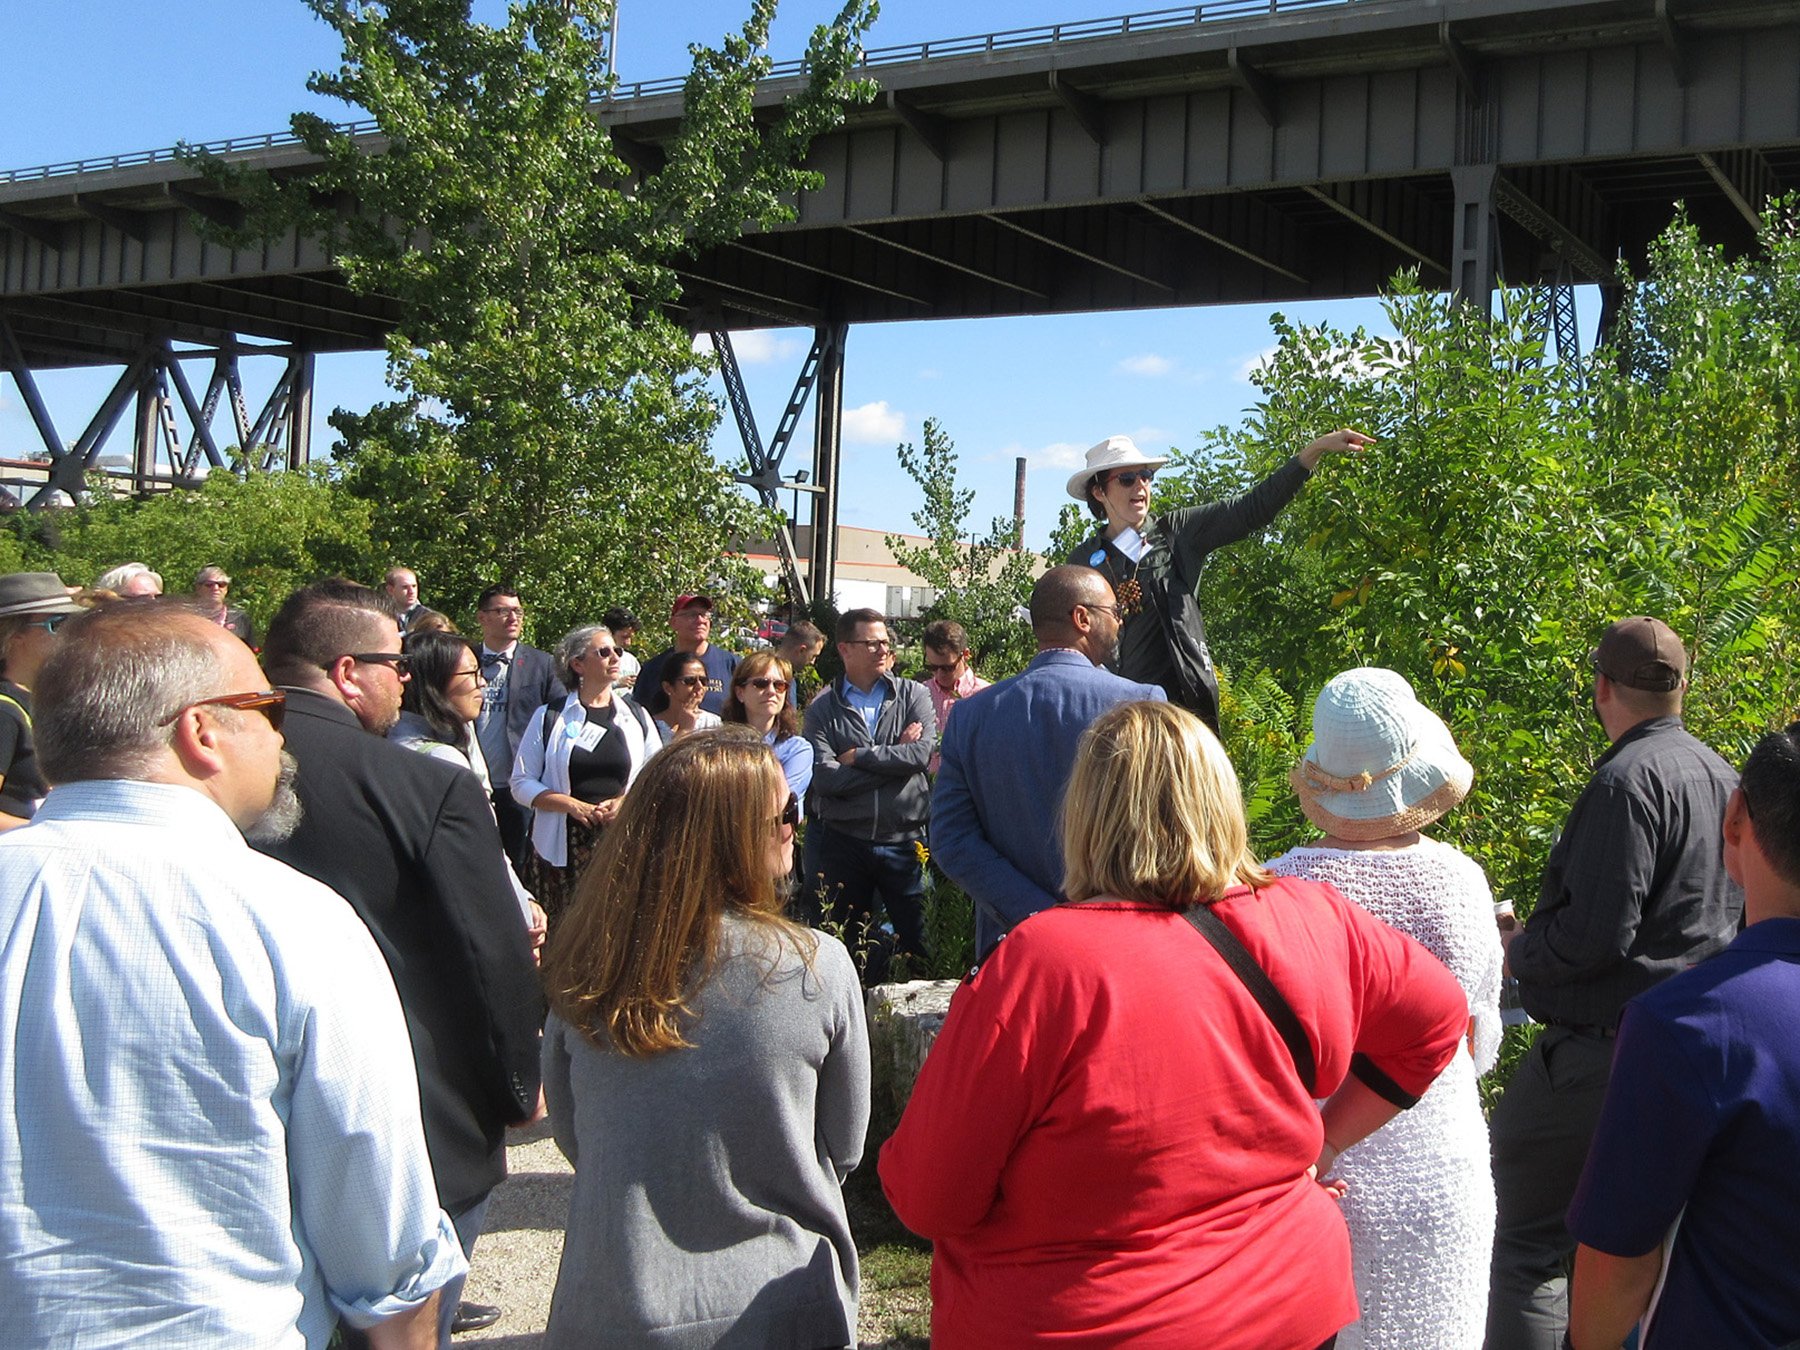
[[1567, 722, 1800, 1350], [637, 595, 738, 717]]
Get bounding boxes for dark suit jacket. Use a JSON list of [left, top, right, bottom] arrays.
[[493, 642, 562, 759], [931, 649, 1166, 957], [257, 688, 544, 1213]]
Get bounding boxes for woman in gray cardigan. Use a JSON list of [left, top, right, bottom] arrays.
[[539, 726, 870, 1349]]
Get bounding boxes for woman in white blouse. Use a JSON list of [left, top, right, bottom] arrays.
[[1265, 667, 1503, 1350], [512, 625, 659, 920]]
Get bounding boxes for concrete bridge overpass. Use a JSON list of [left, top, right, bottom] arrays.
[[3, 0, 1797, 592]]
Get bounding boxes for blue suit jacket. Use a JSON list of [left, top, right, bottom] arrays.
[[930, 648, 1165, 958]]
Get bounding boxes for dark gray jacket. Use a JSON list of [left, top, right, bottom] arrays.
[[802, 672, 936, 841]]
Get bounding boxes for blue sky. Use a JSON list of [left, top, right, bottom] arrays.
[[1, 1, 1549, 550]]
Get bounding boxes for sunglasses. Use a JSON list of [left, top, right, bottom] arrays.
[[743, 676, 790, 693], [845, 639, 893, 652], [349, 652, 411, 676], [586, 646, 621, 659], [159, 689, 287, 732], [670, 674, 707, 688], [773, 792, 800, 831], [1107, 469, 1156, 489]]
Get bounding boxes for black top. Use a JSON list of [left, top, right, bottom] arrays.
[[0, 679, 44, 819], [257, 688, 544, 1212], [1070, 455, 1311, 726], [1512, 716, 1744, 1029], [567, 702, 632, 804]]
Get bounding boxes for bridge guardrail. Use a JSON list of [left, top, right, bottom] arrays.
[[1, 0, 1354, 184]]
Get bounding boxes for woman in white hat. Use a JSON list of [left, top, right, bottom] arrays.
[[1065, 428, 1370, 729], [1266, 667, 1503, 1350], [0, 572, 86, 829]]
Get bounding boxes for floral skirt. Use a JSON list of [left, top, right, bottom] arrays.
[[528, 815, 604, 927]]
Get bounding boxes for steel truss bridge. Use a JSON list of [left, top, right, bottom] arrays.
[[3, 0, 1798, 600]]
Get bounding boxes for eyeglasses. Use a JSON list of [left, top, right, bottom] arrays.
[[451, 665, 483, 684], [159, 689, 287, 732], [197, 580, 230, 590], [772, 792, 800, 832], [28, 613, 74, 633], [743, 676, 790, 693], [481, 606, 523, 617], [1079, 601, 1123, 619], [348, 652, 411, 676], [922, 661, 962, 675], [1106, 469, 1156, 488], [844, 639, 893, 652], [670, 674, 707, 688]]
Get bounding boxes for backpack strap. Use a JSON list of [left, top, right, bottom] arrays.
[[0, 692, 31, 731], [1183, 901, 1317, 1095]]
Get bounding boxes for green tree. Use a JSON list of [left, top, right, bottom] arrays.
[[884, 418, 1040, 676], [193, 0, 877, 646], [8, 468, 382, 633], [1184, 205, 1800, 913]]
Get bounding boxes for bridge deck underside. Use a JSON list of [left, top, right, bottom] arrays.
[[3, 0, 1799, 361]]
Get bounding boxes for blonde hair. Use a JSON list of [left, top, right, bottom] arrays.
[[541, 726, 812, 1057], [1060, 701, 1271, 908]]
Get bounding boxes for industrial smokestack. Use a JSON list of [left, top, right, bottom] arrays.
[[1013, 456, 1027, 549]]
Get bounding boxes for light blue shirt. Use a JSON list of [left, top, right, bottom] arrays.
[[0, 779, 465, 1348], [843, 679, 888, 739]]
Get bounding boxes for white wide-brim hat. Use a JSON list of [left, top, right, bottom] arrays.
[[1065, 435, 1170, 502], [1290, 667, 1473, 841]]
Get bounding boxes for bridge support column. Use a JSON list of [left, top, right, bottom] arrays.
[[809, 322, 847, 612], [1450, 165, 1500, 315]]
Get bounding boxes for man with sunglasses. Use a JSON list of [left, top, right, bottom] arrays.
[[920, 618, 989, 774], [0, 604, 464, 1348], [259, 581, 543, 1346], [802, 607, 936, 982], [1065, 428, 1371, 730], [1487, 616, 1742, 1350]]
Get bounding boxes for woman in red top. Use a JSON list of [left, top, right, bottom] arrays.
[[880, 700, 1468, 1349]]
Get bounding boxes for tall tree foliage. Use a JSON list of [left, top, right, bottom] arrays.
[[1178, 204, 1800, 912], [885, 418, 1040, 676], [195, 0, 876, 645]]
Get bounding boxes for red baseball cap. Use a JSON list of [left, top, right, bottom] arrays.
[[672, 594, 714, 616]]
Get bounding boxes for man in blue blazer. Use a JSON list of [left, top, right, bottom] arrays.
[[931, 565, 1166, 960]]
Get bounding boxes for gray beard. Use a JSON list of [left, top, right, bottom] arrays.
[[245, 751, 304, 844]]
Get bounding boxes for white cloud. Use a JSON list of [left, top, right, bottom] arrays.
[[694, 329, 805, 365], [1116, 352, 1175, 377], [841, 400, 906, 444], [916, 367, 942, 380], [1233, 345, 1279, 383], [1000, 440, 1089, 472]]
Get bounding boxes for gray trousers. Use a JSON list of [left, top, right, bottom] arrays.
[[1484, 1026, 1617, 1350]]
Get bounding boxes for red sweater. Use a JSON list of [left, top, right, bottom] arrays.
[[879, 880, 1468, 1350]]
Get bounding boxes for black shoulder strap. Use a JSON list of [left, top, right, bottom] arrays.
[[1183, 901, 1317, 1095]]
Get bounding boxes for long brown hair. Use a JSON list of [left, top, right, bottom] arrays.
[[722, 651, 800, 741], [541, 725, 812, 1056]]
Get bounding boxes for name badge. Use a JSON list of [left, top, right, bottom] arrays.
[[569, 721, 605, 751]]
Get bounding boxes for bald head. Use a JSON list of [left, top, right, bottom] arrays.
[[1030, 565, 1121, 665]]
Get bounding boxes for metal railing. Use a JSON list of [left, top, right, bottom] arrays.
[[1, 0, 1358, 184]]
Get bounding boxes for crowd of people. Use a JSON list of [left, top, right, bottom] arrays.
[[0, 428, 1797, 1350]]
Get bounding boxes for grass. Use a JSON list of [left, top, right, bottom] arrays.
[[847, 1150, 933, 1348]]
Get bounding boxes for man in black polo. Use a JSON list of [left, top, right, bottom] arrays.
[[1486, 616, 1743, 1350]]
